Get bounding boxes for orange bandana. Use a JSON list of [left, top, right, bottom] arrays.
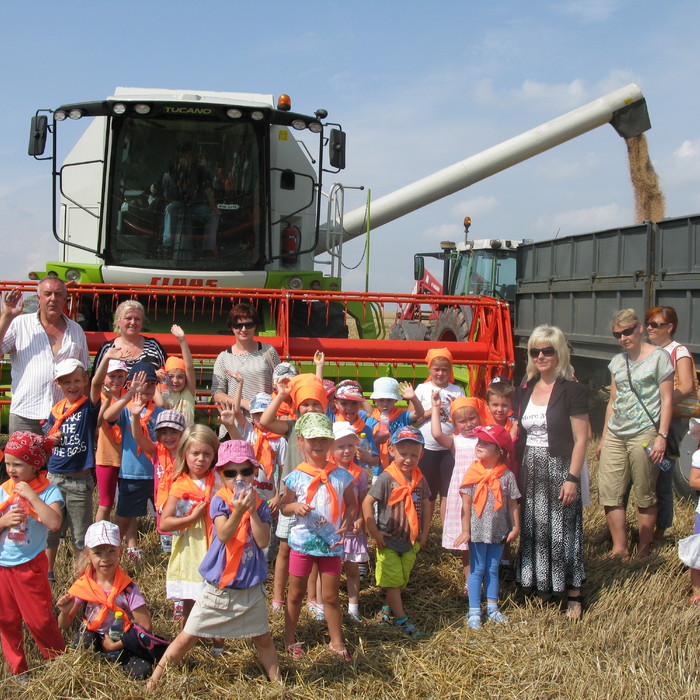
[[0, 474, 51, 521], [370, 407, 404, 468], [154, 443, 177, 513], [252, 428, 281, 480], [296, 460, 342, 523], [385, 462, 422, 544], [425, 348, 455, 382], [215, 485, 262, 589], [450, 397, 493, 425], [168, 471, 217, 543], [460, 459, 507, 517], [67, 566, 134, 633], [47, 397, 88, 436]]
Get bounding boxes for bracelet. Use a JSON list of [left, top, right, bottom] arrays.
[[565, 473, 580, 484]]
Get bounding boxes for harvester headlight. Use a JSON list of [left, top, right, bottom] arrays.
[[250, 110, 264, 121], [68, 109, 84, 120], [288, 276, 303, 290], [308, 121, 322, 133], [310, 280, 321, 290], [134, 103, 151, 115], [112, 103, 127, 115], [291, 119, 306, 131], [226, 108, 243, 119], [54, 110, 67, 121], [65, 268, 82, 282]]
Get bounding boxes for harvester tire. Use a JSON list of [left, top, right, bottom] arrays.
[[431, 307, 471, 343], [388, 321, 430, 341]]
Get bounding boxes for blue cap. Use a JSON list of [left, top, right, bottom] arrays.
[[128, 361, 159, 383], [390, 425, 424, 446]]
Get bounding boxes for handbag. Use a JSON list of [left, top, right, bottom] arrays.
[[670, 346, 700, 419]]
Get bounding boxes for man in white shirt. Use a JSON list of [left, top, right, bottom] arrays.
[[0, 277, 90, 433]]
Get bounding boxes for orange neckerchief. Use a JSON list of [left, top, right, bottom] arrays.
[[215, 485, 262, 589], [168, 471, 217, 543], [67, 566, 134, 633], [127, 400, 156, 455], [101, 390, 127, 447], [460, 459, 508, 517], [274, 394, 297, 420], [296, 460, 342, 523], [47, 397, 89, 436], [385, 462, 422, 545], [252, 428, 282, 480], [335, 412, 366, 434], [0, 474, 51, 520], [370, 407, 404, 468], [154, 443, 177, 512]]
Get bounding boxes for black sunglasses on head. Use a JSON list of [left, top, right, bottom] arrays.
[[529, 346, 556, 358], [646, 321, 668, 329], [231, 321, 256, 330], [612, 326, 637, 339], [221, 466, 256, 478]]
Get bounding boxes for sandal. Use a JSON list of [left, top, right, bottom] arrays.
[[271, 599, 284, 613], [286, 641, 304, 659], [376, 605, 392, 626], [327, 644, 352, 662], [566, 595, 584, 622], [394, 616, 424, 639]]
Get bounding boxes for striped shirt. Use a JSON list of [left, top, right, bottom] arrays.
[[1, 312, 90, 421]]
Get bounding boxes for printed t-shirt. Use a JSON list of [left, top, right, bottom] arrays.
[[415, 381, 465, 451], [74, 581, 147, 634], [365, 410, 413, 476], [45, 399, 100, 474], [115, 403, 164, 479]]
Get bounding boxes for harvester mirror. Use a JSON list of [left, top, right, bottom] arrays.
[[414, 255, 425, 281], [28, 115, 48, 156], [329, 128, 346, 170]]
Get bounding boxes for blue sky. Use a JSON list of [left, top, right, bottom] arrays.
[[2, 1, 699, 293]]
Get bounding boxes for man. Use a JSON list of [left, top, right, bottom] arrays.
[[0, 277, 90, 434]]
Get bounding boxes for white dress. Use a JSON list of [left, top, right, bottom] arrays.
[[441, 434, 477, 551]]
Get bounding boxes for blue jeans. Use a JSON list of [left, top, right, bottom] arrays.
[[468, 542, 505, 608]]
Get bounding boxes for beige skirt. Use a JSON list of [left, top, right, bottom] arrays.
[[184, 582, 269, 639]]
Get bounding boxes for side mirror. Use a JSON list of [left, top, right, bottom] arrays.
[[28, 115, 48, 156], [413, 255, 425, 281], [329, 128, 346, 170]]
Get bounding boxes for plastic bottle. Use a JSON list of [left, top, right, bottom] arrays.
[[234, 479, 250, 499], [108, 611, 125, 642], [377, 410, 391, 437], [642, 443, 673, 472], [7, 495, 28, 544], [175, 493, 195, 518], [358, 432, 371, 453], [305, 510, 341, 547]]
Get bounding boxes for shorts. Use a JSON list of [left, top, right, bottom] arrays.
[[375, 542, 420, 588], [46, 470, 96, 550], [598, 427, 659, 508], [115, 478, 155, 518], [184, 581, 269, 639], [288, 550, 343, 578], [418, 449, 454, 500], [275, 512, 292, 539], [96, 465, 119, 507]]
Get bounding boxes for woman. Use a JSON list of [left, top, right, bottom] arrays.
[[211, 303, 280, 424], [645, 306, 696, 542], [92, 300, 167, 373], [597, 309, 673, 560], [515, 324, 589, 620]]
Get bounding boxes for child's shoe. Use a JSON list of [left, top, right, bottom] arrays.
[[173, 600, 184, 620], [125, 547, 143, 563], [347, 611, 362, 623], [271, 599, 284, 613], [376, 605, 393, 626], [394, 615, 424, 639], [487, 609, 508, 625], [467, 608, 482, 630]]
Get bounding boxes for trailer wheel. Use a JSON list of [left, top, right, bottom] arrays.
[[431, 307, 471, 342], [672, 430, 699, 501], [388, 321, 430, 341]]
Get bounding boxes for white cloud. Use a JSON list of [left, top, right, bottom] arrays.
[[420, 222, 463, 243], [554, 0, 625, 23], [514, 79, 588, 111], [533, 203, 632, 239], [447, 195, 499, 219], [662, 138, 700, 184]]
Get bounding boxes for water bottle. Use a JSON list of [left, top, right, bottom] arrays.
[[108, 611, 125, 642], [358, 432, 371, 453], [642, 443, 673, 472], [175, 494, 194, 518], [305, 510, 341, 547], [234, 479, 250, 499], [7, 495, 28, 544], [377, 410, 391, 437]]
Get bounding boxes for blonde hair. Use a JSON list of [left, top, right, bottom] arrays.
[[611, 308, 640, 329], [113, 300, 146, 333], [173, 424, 219, 480], [525, 324, 573, 381]]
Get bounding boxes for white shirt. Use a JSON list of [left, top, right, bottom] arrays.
[[1, 312, 90, 420], [415, 381, 465, 451], [521, 399, 549, 448]]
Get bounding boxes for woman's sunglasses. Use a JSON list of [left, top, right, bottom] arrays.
[[529, 346, 556, 358], [612, 326, 637, 339], [221, 466, 256, 479], [646, 321, 669, 329], [231, 321, 256, 330]]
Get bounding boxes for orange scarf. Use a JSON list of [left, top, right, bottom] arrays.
[[272, 393, 296, 420], [370, 407, 404, 468], [0, 474, 51, 521], [128, 400, 155, 455], [252, 428, 281, 480], [344, 459, 364, 485], [47, 397, 88, 436], [296, 460, 342, 523], [335, 412, 366, 435], [385, 462, 422, 545], [67, 566, 134, 633], [460, 459, 507, 517], [168, 471, 216, 543], [215, 485, 262, 589], [154, 443, 177, 512], [101, 390, 126, 447]]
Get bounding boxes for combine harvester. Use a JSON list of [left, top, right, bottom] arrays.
[[11, 83, 650, 405]]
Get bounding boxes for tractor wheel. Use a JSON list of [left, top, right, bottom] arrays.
[[431, 307, 471, 342], [388, 321, 430, 341]]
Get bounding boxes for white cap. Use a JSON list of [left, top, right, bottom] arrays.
[[107, 359, 128, 374], [84, 520, 121, 549], [333, 421, 359, 441], [54, 358, 86, 380]]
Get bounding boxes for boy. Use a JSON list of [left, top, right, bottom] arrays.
[[103, 362, 163, 561], [486, 376, 518, 441], [363, 426, 431, 638]]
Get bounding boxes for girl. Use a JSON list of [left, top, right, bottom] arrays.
[[0, 432, 65, 681], [156, 324, 197, 426], [454, 425, 520, 629], [159, 424, 222, 650], [431, 394, 493, 593], [148, 441, 280, 688], [279, 412, 357, 661], [333, 421, 370, 621], [57, 520, 167, 679]]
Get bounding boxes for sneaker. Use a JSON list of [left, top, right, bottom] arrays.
[[126, 547, 143, 563], [487, 609, 508, 625], [467, 610, 482, 630], [347, 611, 362, 623]]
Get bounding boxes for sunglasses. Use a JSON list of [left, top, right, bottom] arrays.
[[231, 321, 256, 330], [646, 321, 669, 329], [529, 346, 556, 358], [612, 326, 637, 339], [221, 466, 256, 479]]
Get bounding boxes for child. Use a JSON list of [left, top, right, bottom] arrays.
[[486, 376, 518, 442], [415, 348, 465, 524], [94, 356, 129, 523], [363, 426, 431, 638], [271, 362, 298, 420], [0, 432, 65, 681], [365, 377, 425, 479], [334, 380, 379, 470], [45, 357, 105, 579], [57, 520, 168, 679], [432, 395, 493, 594], [157, 324, 196, 426], [333, 421, 370, 621], [103, 362, 164, 561], [454, 425, 520, 629], [148, 441, 280, 688], [159, 424, 221, 640], [688, 418, 700, 602], [279, 412, 356, 660]]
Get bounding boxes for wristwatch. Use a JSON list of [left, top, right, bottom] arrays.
[[658, 432, 668, 439]]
